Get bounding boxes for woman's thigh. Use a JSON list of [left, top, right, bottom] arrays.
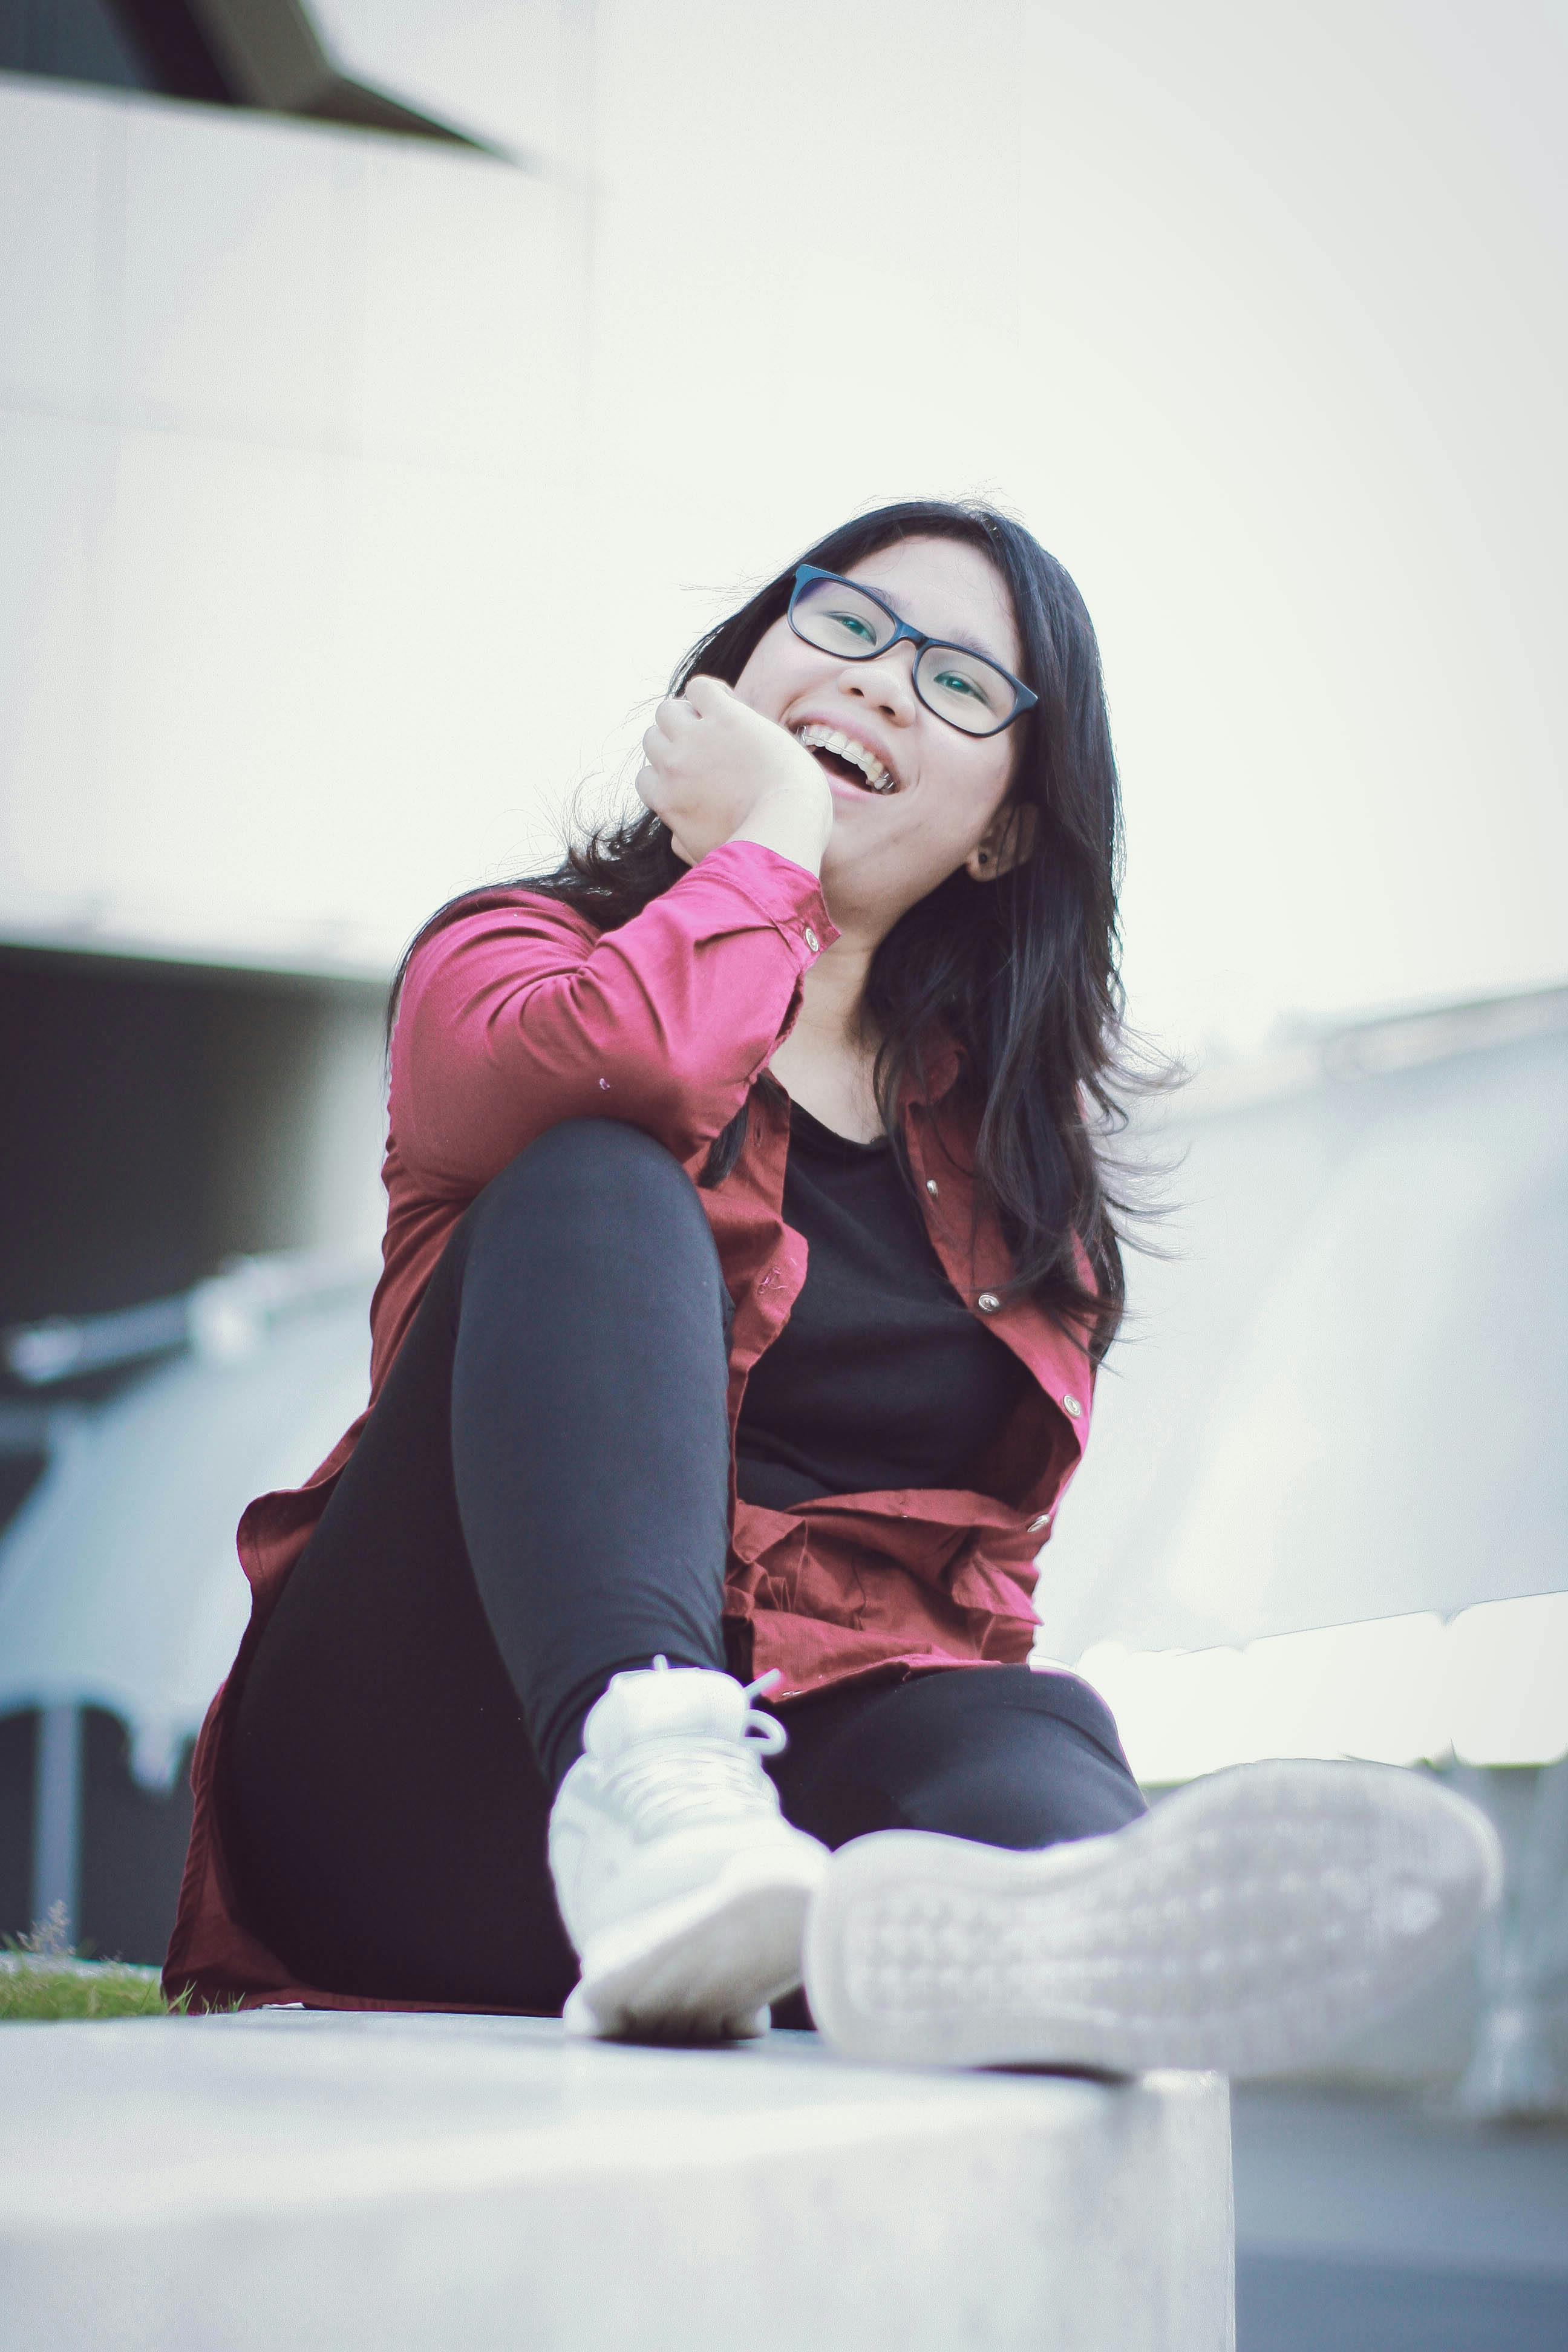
[[222, 1243, 577, 2014], [772, 1665, 1147, 1853]]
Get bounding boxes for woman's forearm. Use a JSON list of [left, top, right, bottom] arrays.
[[391, 843, 835, 1191]]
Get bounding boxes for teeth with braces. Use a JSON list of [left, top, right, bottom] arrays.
[[793, 721, 896, 792]]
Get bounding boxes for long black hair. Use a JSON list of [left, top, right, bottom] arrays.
[[391, 499, 1146, 1361]]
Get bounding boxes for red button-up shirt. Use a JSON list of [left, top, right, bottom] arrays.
[[166, 841, 1094, 2010]]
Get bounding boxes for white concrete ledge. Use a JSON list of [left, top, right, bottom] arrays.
[[0, 2011, 1233, 2350]]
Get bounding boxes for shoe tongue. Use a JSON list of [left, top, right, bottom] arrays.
[[588, 1666, 748, 1759]]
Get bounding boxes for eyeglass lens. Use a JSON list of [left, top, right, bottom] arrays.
[[790, 575, 1018, 736]]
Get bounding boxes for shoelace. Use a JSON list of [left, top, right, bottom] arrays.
[[603, 1673, 789, 1837]]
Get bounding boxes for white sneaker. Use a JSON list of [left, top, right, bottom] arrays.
[[548, 1658, 828, 2043], [804, 1759, 1503, 2078]]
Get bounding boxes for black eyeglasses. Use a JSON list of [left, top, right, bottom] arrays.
[[786, 565, 1037, 739]]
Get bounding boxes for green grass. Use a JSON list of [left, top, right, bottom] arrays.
[[0, 1903, 194, 2020], [0, 1959, 177, 2022]]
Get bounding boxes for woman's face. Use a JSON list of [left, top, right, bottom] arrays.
[[732, 535, 1027, 921]]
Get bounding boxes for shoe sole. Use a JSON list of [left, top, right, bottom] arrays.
[[803, 1760, 1503, 2078], [567, 1843, 828, 2043]]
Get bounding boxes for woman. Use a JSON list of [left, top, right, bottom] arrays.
[[166, 500, 1497, 2070]]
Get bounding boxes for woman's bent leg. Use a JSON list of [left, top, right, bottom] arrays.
[[224, 1120, 734, 2010], [450, 1119, 732, 1789]]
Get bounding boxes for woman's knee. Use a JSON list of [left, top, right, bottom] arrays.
[[463, 1119, 717, 1264], [449, 1122, 731, 1366]]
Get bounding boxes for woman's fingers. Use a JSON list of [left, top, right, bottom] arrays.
[[643, 688, 707, 773], [635, 760, 675, 822], [682, 674, 733, 719], [633, 763, 692, 863], [654, 692, 699, 739]]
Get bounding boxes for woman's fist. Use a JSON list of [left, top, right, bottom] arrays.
[[635, 676, 833, 873]]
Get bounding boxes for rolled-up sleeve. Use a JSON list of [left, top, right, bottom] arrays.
[[391, 842, 838, 1191]]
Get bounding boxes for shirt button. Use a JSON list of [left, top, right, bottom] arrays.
[[925, 1178, 939, 1197], [803, 926, 820, 953], [977, 1292, 1001, 1313], [1061, 1393, 1082, 1419], [1027, 1512, 1051, 1534]]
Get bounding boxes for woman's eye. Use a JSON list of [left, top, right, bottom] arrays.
[[830, 610, 879, 644], [934, 668, 991, 705]]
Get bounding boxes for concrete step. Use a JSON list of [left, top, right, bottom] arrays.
[[0, 2010, 1233, 2350]]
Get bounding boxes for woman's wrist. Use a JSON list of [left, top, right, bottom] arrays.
[[727, 786, 831, 877]]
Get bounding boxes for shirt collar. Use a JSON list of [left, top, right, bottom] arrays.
[[902, 1028, 966, 1108]]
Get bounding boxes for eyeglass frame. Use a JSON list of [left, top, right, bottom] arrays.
[[785, 564, 1038, 739]]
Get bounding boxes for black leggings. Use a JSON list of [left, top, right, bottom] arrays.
[[224, 1120, 1145, 2016]]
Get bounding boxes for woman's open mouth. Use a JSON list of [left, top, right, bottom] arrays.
[[792, 722, 897, 794]]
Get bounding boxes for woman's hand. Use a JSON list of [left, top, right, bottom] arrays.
[[636, 676, 833, 874]]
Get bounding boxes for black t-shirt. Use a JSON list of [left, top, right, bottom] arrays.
[[733, 1101, 1033, 1511]]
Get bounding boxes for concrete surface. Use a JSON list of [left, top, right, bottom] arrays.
[[0, 2008, 1233, 2350]]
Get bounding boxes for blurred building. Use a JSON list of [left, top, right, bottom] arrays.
[[3, 2, 1564, 1035]]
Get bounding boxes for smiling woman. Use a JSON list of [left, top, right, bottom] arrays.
[[420, 499, 1138, 1331], [167, 498, 1500, 2080]]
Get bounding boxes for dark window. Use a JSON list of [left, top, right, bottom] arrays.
[[0, 0, 155, 92], [0, 0, 485, 145]]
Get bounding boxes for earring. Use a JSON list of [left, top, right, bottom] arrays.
[[976, 851, 990, 867]]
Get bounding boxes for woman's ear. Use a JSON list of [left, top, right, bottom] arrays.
[[964, 800, 1037, 883]]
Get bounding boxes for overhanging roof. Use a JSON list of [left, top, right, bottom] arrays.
[[1037, 987, 1568, 1665]]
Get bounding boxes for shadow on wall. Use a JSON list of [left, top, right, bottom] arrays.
[[0, 946, 388, 1334], [0, 1708, 193, 1962]]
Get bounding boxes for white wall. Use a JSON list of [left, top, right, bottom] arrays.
[[572, 0, 1568, 1053], [2, 2, 1566, 1053], [0, 71, 574, 979]]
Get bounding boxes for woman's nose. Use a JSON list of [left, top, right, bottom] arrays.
[[840, 647, 918, 721]]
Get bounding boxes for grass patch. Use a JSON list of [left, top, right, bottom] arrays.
[[0, 1960, 174, 2021], [1, 1903, 188, 2020]]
